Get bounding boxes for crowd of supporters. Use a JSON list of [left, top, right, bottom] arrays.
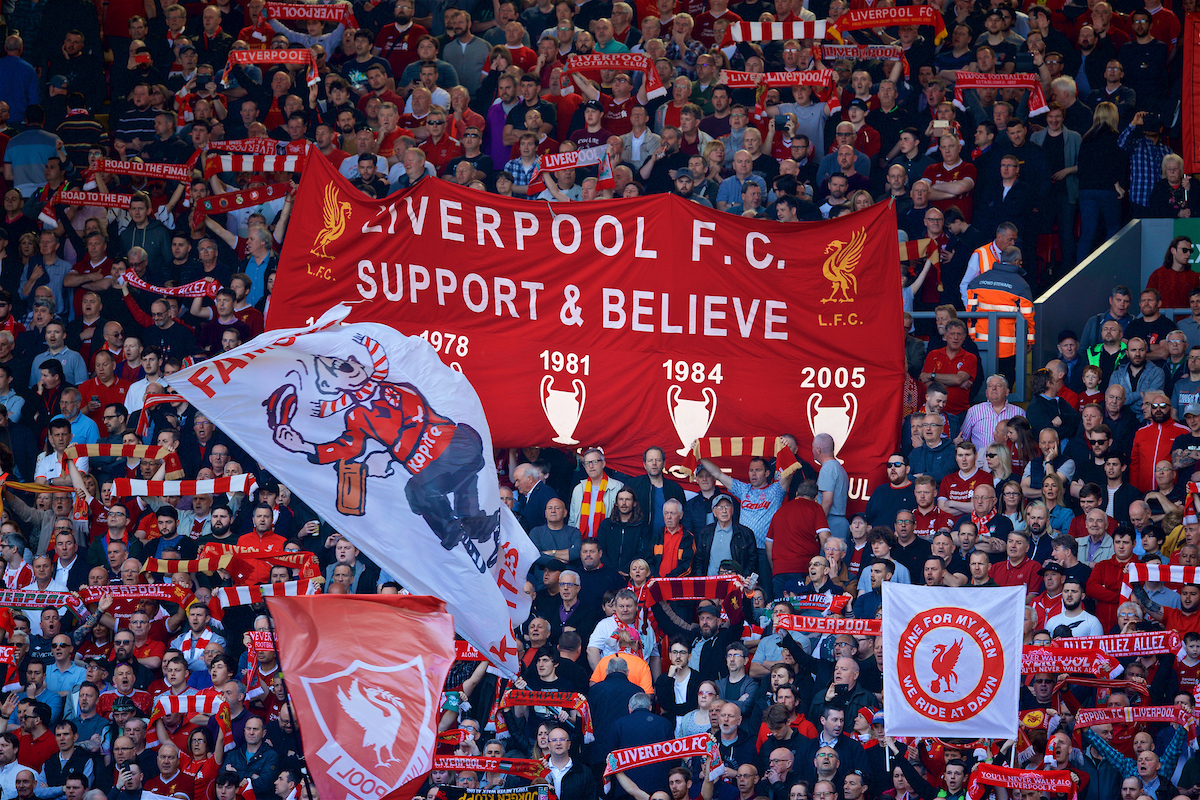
[[0, 0, 1192, 799]]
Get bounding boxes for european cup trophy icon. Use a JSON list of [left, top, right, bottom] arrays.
[[668, 385, 717, 456], [806, 392, 858, 459], [540, 375, 585, 445]]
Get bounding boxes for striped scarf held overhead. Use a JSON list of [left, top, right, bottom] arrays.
[[432, 756, 550, 782], [142, 554, 234, 575], [721, 20, 826, 46], [496, 690, 594, 743], [208, 578, 319, 621], [77, 583, 199, 610], [150, 691, 233, 748], [578, 476, 608, 538], [65, 445, 184, 480], [685, 435, 801, 479], [640, 575, 746, 606], [114, 473, 257, 500], [1120, 562, 1200, 598]]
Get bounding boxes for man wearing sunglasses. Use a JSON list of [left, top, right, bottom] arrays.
[[1131, 390, 1188, 492]]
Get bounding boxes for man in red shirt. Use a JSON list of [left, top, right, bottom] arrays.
[[988, 530, 1042, 600], [920, 319, 978, 415], [913, 475, 954, 538], [63, 232, 112, 319], [921, 134, 976, 221], [144, 742, 195, 799], [765, 482, 830, 592], [1031, 562, 1065, 627], [938, 442, 991, 516], [1131, 391, 1189, 492], [78, 351, 130, 430], [569, 70, 647, 137], [373, 0, 428, 76], [1086, 526, 1139, 630], [693, 0, 742, 46], [1139, 582, 1200, 636], [14, 698, 55, 770], [418, 108, 463, 176]]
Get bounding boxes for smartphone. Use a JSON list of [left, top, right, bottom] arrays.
[[932, 120, 949, 133], [774, 114, 788, 128], [90, 395, 100, 405], [134, 52, 151, 65]]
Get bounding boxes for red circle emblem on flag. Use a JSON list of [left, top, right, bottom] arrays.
[[895, 606, 1005, 722]]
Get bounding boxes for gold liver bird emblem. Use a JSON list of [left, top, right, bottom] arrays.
[[313, 184, 352, 259], [821, 227, 867, 303]]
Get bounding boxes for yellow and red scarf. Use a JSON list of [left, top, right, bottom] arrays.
[[579, 476, 608, 538]]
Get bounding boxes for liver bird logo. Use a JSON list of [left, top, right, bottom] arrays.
[[821, 227, 867, 303], [337, 678, 407, 767], [928, 639, 963, 694], [313, 184, 351, 259]]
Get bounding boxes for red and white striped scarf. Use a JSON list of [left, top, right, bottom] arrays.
[[135, 393, 188, 438], [114, 473, 257, 499], [66, 445, 184, 480], [721, 20, 826, 46], [204, 154, 306, 179], [208, 578, 317, 621], [1120, 562, 1200, 598], [150, 691, 234, 748]]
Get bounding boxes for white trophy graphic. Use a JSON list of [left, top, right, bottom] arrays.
[[668, 385, 717, 456], [541, 375, 585, 445], [807, 392, 859, 460]]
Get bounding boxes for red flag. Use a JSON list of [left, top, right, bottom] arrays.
[[267, 594, 455, 800]]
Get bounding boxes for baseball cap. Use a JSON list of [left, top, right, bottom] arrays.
[[712, 494, 735, 510], [543, 559, 569, 572], [49, 75, 69, 90], [1057, 329, 1078, 343], [848, 98, 869, 111], [697, 603, 721, 618], [582, 99, 602, 111], [1185, 403, 1200, 417], [111, 695, 137, 713], [179, 44, 197, 54], [1038, 562, 1066, 576]]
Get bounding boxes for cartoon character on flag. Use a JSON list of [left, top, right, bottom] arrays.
[[264, 333, 501, 572]]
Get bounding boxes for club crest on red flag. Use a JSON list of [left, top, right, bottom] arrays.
[[882, 584, 1023, 738], [268, 594, 455, 800]]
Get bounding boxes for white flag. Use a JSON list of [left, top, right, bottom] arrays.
[[882, 584, 1022, 738], [165, 305, 538, 676]]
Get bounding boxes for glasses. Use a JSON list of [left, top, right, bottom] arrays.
[[463, 132, 480, 137], [1151, 403, 1170, 409], [559, 581, 578, 587], [51, 643, 69, 648], [428, 120, 445, 126], [583, 459, 603, 466], [986, 452, 999, 458], [886, 461, 905, 467], [1181, 247, 1194, 253]]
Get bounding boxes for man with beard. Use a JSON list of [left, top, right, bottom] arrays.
[[651, 602, 737, 682], [373, 0, 428, 76], [1131, 391, 1188, 492], [196, 502, 236, 551], [1110, 338, 1164, 425], [863, 454, 916, 527], [1045, 579, 1104, 636], [1137, 582, 1200, 636], [1023, 503, 1054, 562], [673, 171, 712, 207]]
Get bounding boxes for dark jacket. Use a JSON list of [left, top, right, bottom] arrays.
[[609, 709, 675, 797], [682, 490, 739, 536], [624, 474, 686, 530], [596, 518, 651, 575], [587, 672, 641, 766], [653, 669, 703, 720], [1027, 394, 1081, 442], [556, 760, 599, 800], [649, 526, 695, 577], [694, 521, 759, 577], [516, 481, 558, 532], [652, 606, 739, 682]]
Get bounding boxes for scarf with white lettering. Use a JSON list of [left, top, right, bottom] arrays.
[[602, 733, 722, 791], [265, 2, 356, 27], [774, 613, 880, 635], [814, 43, 909, 77], [0, 588, 86, 615], [38, 190, 134, 228], [562, 53, 666, 99], [828, 6, 947, 44], [221, 48, 318, 87], [1055, 630, 1182, 657], [953, 71, 1049, 116], [1020, 646, 1119, 678], [432, 756, 550, 782], [966, 765, 1076, 800], [721, 69, 841, 117], [497, 690, 593, 743], [87, 153, 199, 182]]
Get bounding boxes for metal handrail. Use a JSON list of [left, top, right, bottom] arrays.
[[910, 311, 1029, 402]]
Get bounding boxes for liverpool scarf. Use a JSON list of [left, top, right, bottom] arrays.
[[1056, 630, 1182, 657], [775, 593, 852, 615], [773, 613, 879, 635], [208, 578, 318, 620], [0, 588, 86, 616], [121, 269, 218, 299], [150, 692, 233, 748], [210, 138, 310, 156], [437, 729, 472, 746], [77, 583, 199, 610], [578, 476, 609, 538], [497, 690, 594, 743], [432, 756, 549, 782], [1075, 705, 1196, 728], [142, 554, 235, 575], [721, 69, 841, 114], [721, 20, 825, 46], [204, 154, 306, 179], [953, 71, 1048, 116], [114, 473, 258, 499], [1121, 562, 1200, 597], [641, 575, 746, 606], [199, 543, 321, 579], [686, 435, 801, 479], [814, 43, 909, 76], [966, 765, 1076, 800], [1051, 675, 1149, 701], [65, 445, 184, 480], [899, 237, 939, 263], [829, 6, 947, 44], [1020, 646, 1118, 678], [134, 393, 188, 438], [265, 1, 356, 27], [199, 183, 290, 216], [435, 788, 551, 800], [455, 640, 488, 661], [563, 53, 666, 99], [222, 48, 318, 87], [38, 189, 134, 227], [526, 144, 614, 196], [87, 153, 199, 183], [602, 733, 722, 790]]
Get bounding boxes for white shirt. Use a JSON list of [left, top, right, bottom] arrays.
[[548, 756, 573, 796], [1044, 609, 1104, 637], [19, 577, 68, 636], [33, 451, 88, 483], [54, 556, 78, 587], [587, 615, 659, 658], [0, 759, 38, 800]]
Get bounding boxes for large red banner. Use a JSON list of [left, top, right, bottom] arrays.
[[1184, 14, 1200, 173], [268, 154, 904, 502]]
